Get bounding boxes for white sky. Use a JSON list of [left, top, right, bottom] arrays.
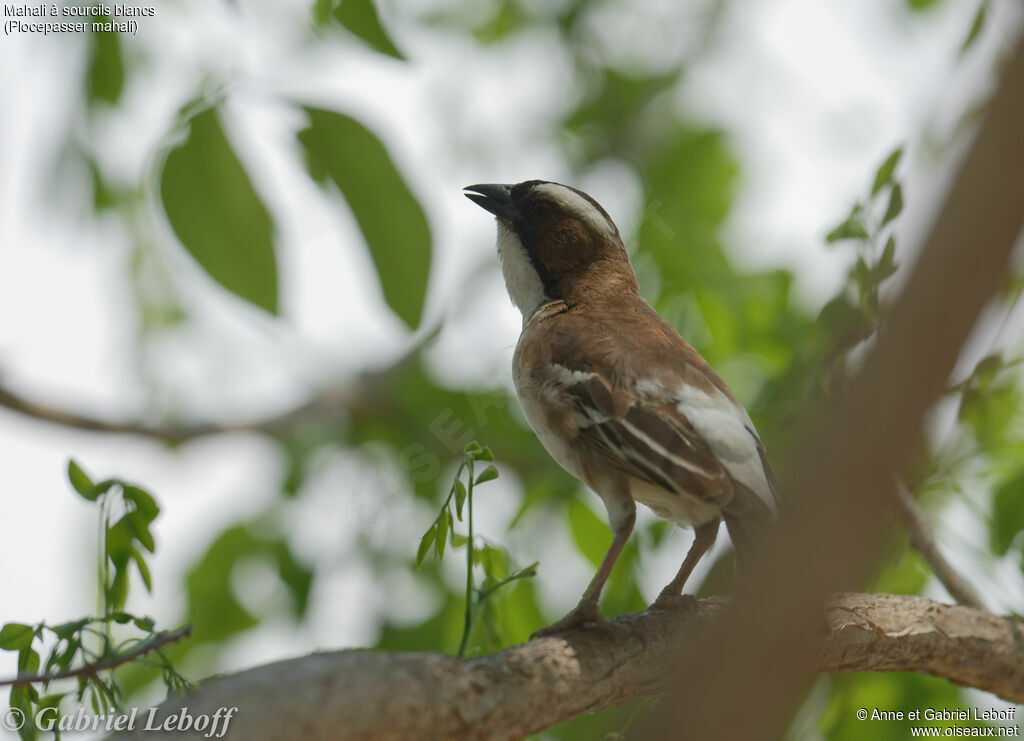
[[1, 0, 1022, 728]]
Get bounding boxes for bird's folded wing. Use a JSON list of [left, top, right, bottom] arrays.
[[548, 361, 778, 514], [560, 371, 734, 507]]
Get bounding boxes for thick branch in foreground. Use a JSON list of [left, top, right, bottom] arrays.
[[107, 594, 1023, 741]]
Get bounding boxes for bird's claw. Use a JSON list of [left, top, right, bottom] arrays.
[[530, 604, 607, 639], [651, 591, 699, 612]]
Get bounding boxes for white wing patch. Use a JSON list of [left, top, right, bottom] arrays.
[[532, 183, 618, 240], [671, 383, 777, 511], [497, 221, 548, 323]]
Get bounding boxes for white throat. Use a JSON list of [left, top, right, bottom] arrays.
[[496, 221, 548, 324]]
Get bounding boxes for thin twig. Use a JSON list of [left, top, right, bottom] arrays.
[[0, 385, 347, 443], [0, 625, 193, 687], [894, 482, 987, 610]]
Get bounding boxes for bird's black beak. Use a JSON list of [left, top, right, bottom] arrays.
[[464, 183, 515, 221]]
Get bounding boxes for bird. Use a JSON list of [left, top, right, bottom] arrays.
[[464, 180, 779, 636]]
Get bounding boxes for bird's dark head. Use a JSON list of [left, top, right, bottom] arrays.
[[464, 180, 635, 320]]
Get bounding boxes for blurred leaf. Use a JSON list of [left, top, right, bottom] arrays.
[[852, 257, 872, 301], [454, 478, 467, 520], [161, 106, 279, 314], [435, 508, 450, 559], [124, 485, 160, 521], [821, 672, 989, 740], [818, 297, 869, 340], [329, 0, 405, 59], [313, 0, 332, 25], [959, 377, 1021, 446], [298, 107, 431, 328], [871, 147, 903, 196], [872, 545, 929, 595], [416, 526, 435, 567], [271, 540, 314, 617], [961, 3, 987, 54], [87, 158, 120, 211], [474, 465, 499, 485], [68, 459, 97, 501], [0, 623, 34, 651], [473, 1, 529, 43], [638, 127, 738, 291], [906, 0, 943, 10], [826, 204, 869, 244], [476, 543, 510, 581], [991, 470, 1024, 555], [875, 237, 899, 283], [86, 22, 124, 106], [376, 585, 463, 653], [567, 497, 608, 567], [881, 183, 904, 227], [183, 526, 262, 644], [564, 68, 678, 164]]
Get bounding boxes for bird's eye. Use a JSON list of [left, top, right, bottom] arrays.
[[531, 200, 551, 216]]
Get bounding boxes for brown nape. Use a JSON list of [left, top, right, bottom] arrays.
[[536, 219, 639, 306]]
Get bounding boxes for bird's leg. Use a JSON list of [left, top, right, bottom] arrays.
[[653, 517, 720, 609], [532, 499, 635, 638]]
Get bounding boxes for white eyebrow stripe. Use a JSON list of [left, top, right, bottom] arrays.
[[532, 183, 618, 239]]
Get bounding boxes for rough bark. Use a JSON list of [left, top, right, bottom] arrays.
[[106, 593, 1023, 741]]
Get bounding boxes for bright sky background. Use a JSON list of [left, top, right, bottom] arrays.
[[1, 0, 1022, 729]]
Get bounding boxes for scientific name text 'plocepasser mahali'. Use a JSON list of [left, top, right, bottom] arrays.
[[466, 181, 779, 637]]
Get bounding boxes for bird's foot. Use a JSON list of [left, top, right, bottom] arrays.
[[651, 590, 699, 612], [531, 602, 607, 639]]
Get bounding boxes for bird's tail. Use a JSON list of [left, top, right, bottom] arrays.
[[723, 482, 777, 577]]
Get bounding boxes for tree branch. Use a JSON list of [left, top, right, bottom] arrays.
[[0, 625, 192, 687], [894, 482, 987, 610], [105, 595, 1022, 741], [0, 384, 352, 443]]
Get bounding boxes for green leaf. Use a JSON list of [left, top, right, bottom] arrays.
[[567, 497, 609, 567], [271, 540, 315, 618], [332, 0, 405, 59], [86, 21, 124, 105], [474, 465, 499, 485], [961, 2, 987, 53], [297, 107, 431, 328], [871, 147, 903, 196], [112, 612, 133, 624], [123, 485, 160, 520], [416, 526, 436, 567], [475, 446, 495, 462], [312, 0, 332, 26], [132, 548, 153, 592], [875, 237, 898, 283], [991, 471, 1024, 555], [126, 511, 156, 553], [453, 478, 467, 521], [51, 619, 89, 639], [826, 204, 869, 244], [476, 544, 509, 580], [852, 257, 872, 300], [133, 616, 155, 631], [435, 509, 450, 559], [882, 183, 904, 227], [183, 526, 261, 644], [0, 623, 35, 651], [472, 0, 528, 43], [68, 460, 97, 501], [107, 564, 130, 610], [161, 106, 279, 314]]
